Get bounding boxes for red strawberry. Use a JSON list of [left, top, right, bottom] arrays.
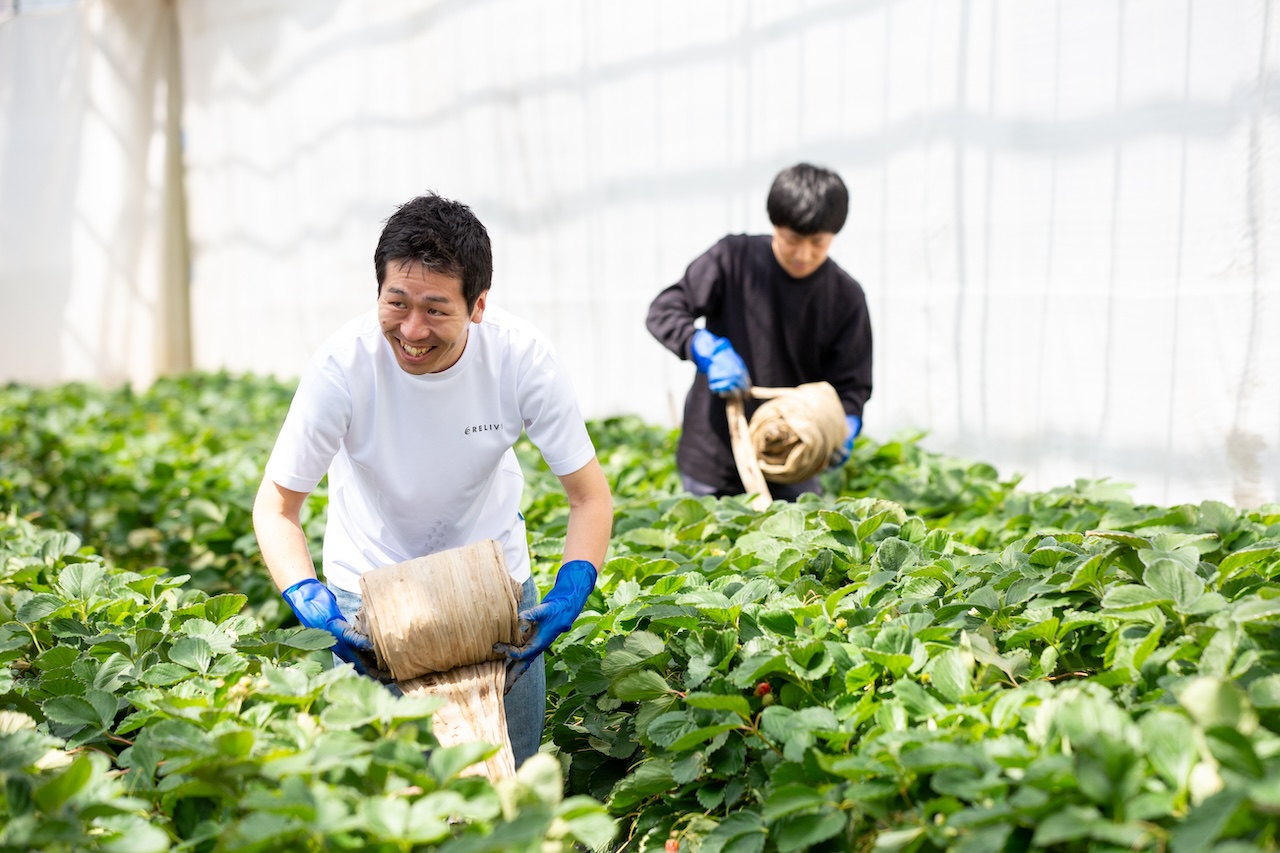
[[754, 681, 771, 697]]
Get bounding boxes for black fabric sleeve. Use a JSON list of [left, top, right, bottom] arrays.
[[645, 240, 727, 360], [822, 283, 874, 418]]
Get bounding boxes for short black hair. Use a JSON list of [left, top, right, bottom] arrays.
[[766, 163, 849, 235], [374, 193, 493, 311]]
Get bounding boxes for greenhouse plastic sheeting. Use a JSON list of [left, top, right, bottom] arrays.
[[0, 0, 189, 388], [1, 0, 1277, 509]]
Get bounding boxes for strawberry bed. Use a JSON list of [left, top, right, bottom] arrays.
[[2, 375, 1279, 851]]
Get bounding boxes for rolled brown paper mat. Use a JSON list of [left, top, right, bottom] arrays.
[[358, 539, 522, 684], [748, 381, 847, 484], [353, 540, 525, 779], [400, 661, 515, 780]]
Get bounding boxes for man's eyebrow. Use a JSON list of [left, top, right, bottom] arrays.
[[384, 286, 450, 303]]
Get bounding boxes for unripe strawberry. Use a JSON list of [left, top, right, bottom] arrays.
[[754, 681, 771, 697], [761, 693, 776, 707], [666, 838, 679, 852]]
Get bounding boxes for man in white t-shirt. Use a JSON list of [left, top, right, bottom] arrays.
[[252, 192, 614, 767]]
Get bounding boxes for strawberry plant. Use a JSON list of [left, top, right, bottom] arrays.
[[0, 512, 616, 851], [6, 373, 1280, 850], [541, 495, 1280, 851]]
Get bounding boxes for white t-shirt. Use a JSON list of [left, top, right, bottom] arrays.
[[264, 305, 596, 592]]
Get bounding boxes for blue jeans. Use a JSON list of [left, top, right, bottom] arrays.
[[328, 576, 546, 768]]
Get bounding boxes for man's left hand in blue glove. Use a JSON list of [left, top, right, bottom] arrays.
[[281, 577, 375, 673], [494, 559, 597, 694], [829, 413, 862, 469]]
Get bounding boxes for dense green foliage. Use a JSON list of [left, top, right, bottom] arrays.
[[4, 374, 1280, 851], [0, 513, 612, 852]]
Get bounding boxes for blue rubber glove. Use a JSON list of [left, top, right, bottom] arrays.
[[829, 414, 862, 468], [689, 329, 751, 396], [494, 560, 597, 693], [281, 578, 374, 673]]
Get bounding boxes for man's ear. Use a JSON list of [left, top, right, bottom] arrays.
[[470, 290, 489, 323]]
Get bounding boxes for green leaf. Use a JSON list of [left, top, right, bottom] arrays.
[[33, 645, 79, 671], [863, 649, 915, 677], [216, 729, 255, 758], [1089, 530, 1149, 549], [57, 563, 107, 601], [622, 527, 676, 548], [92, 653, 133, 691], [169, 637, 214, 674], [857, 511, 890, 541], [785, 639, 834, 681], [672, 750, 707, 785], [429, 741, 499, 782], [1101, 584, 1169, 611], [1248, 674, 1280, 708], [623, 630, 666, 658], [83, 687, 118, 729], [668, 723, 741, 753], [555, 796, 618, 850], [1143, 560, 1204, 612], [1032, 805, 1100, 844], [1218, 544, 1278, 576], [265, 627, 338, 651], [1063, 550, 1113, 592], [204, 593, 248, 624], [701, 811, 765, 853], [684, 692, 751, 717], [16, 593, 65, 623], [611, 669, 672, 701], [697, 785, 725, 810], [1176, 677, 1257, 733], [926, 648, 973, 703], [600, 649, 647, 679], [1140, 710, 1197, 789], [39, 531, 83, 562], [608, 759, 675, 811], [894, 680, 946, 718], [1204, 726, 1263, 778], [141, 663, 194, 687], [99, 819, 174, 853], [730, 578, 775, 607], [42, 696, 102, 730], [817, 510, 854, 533], [1231, 597, 1280, 624], [873, 538, 918, 574], [1169, 789, 1245, 853], [646, 711, 697, 749], [774, 808, 846, 853], [761, 784, 825, 822], [761, 508, 805, 538], [872, 827, 924, 851], [33, 754, 93, 811]]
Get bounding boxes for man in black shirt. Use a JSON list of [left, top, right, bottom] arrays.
[[646, 163, 873, 499]]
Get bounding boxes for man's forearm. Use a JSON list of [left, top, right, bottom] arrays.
[[557, 458, 614, 571], [561, 494, 613, 570], [252, 477, 320, 592]]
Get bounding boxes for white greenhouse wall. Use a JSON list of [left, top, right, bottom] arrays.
[[1, 0, 1277, 508]]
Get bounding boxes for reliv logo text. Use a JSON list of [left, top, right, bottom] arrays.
[[464, 423, 503, 435]]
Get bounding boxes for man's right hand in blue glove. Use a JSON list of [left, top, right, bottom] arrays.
[[281, 578, 374, 674], [494, 560, 597, 694], [690, 329, 751, 396]]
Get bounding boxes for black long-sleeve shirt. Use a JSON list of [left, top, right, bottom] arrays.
[[646, 234, 873, 491]]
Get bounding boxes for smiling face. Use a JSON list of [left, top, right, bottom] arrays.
[[771, 226, 835, 279], [377, 261, 487, 375]]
